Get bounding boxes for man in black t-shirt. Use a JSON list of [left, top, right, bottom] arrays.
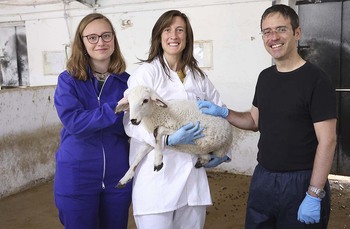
[[198, 4, 337, 229]]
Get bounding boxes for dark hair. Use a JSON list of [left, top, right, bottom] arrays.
[[141, 10, 205, 79], [66, 13, 126, 81], [260, 4, 300, 33]]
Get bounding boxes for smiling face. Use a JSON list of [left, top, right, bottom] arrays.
[[82, 19, 115, 66], [261, 12, 301, 63], [161, 16, 187, 60]]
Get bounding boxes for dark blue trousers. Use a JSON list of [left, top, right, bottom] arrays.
[[55, 185, 131, 229], [245, 164, 330, 229]]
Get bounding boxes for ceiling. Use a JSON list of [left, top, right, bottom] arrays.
[[0, 0, 96, 6], [0, 0, 61, 5]]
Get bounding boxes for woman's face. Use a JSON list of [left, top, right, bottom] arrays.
[[161, 16, 187, 59], [82, 19, 115, 64]]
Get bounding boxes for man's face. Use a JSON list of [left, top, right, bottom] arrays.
[[261, 12, 301, 62]]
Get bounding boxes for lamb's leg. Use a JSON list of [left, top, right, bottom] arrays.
[[195, 154, 211, 168], [196, 148, 230, 168], [153, 126, 174, 171], [116, 143, 153, 188], [212, 148, 227, 158]]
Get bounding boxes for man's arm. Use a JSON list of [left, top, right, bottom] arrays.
[[197, 101, 259, 132], [309, 118, 337, 194], [226, 105, 259, 132], [297, 118, 337, 224]]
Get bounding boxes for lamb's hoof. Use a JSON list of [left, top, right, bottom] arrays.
[[195, 161, 203, 168], [154, 163, 163, 171], [115, 182, 126, 189]]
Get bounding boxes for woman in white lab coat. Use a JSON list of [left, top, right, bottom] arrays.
[[124, 10, 231, 229]]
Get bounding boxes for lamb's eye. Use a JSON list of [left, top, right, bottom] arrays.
[[143, 99, 149, 104]]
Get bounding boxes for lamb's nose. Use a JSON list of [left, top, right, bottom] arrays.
[[131, 119, 137, 125]]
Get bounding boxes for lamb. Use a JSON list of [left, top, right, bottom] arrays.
[[114, 85, 233, 188]]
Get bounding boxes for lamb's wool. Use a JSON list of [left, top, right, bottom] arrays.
[[114, 86, 233, 188]]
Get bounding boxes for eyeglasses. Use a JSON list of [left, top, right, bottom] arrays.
[[82, 32, 114, 44], [261, 26, 289, 38]]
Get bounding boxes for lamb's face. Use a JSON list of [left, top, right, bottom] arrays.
[[128, 86, 156, 125]]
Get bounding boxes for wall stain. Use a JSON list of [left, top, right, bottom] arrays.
[[0, 124, 62, 198]]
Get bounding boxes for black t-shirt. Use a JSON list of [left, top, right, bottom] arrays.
[[252, 62, 337, 171]]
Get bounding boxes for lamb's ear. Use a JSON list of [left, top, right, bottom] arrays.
[[155, 99, 168, 108], [150, 91, 168, 108], [115, 97, 130, 113]]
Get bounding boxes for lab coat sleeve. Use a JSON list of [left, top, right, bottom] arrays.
[[123, 111, 156, 148], [202, 76, 225, 106], [122, 64, 157, 147]]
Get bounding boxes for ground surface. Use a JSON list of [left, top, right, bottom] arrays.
[[0, 172, 349, 228]]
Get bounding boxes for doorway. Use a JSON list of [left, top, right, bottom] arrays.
[[0, 24, 29, 88], [297, 0, 350, 175]]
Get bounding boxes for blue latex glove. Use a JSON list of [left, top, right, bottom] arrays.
[[197, 100, 228, 118], [297, 192, 321, 224], [204, 155, 231, 168], [167, 121, 205, 146]]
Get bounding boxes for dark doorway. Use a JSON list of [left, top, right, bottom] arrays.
[[0, 25, 29, 88], [297, 0, 350, 175]]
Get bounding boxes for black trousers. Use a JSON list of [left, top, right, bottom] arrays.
[[245, 164, 330, 229]]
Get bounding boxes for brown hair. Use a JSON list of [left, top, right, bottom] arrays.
[[260, 4, 300, 34], [141, 10, 205, 79], [66, 13, 126, 81]]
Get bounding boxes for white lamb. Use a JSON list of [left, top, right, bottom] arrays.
[[114, 85, 233, 188]]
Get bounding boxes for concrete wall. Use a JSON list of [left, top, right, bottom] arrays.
[[0, 86, 61, 198]]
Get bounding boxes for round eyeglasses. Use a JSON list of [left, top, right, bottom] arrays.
[[82, 32, 114, 44]]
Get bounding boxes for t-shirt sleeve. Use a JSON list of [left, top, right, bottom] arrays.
[[310, 74, 337, 123]]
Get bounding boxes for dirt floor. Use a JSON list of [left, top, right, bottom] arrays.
[[0, 172, 349, 229]]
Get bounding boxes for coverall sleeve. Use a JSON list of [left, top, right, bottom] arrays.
[[54, 73, 118, 136]]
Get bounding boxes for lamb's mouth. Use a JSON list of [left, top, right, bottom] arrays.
[[130, 119, 141, 125]]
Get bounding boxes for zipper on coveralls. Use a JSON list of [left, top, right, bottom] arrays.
[[101, 146, 106, 189], [93, 77, 108, 190]]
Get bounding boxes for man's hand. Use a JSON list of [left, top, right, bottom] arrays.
[[197, 100, 228, 118], [297, 192, 321, 224]]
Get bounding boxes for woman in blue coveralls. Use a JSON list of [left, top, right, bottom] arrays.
[[53, 13, 131, 229]]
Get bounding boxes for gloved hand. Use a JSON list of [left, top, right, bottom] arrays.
[[204, 155, 231, 168], [167, 122, 204, 146], [197, 100, 228, 118], [297, 192, 321, 224]]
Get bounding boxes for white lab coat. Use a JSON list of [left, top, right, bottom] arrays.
[[124, 57, 226, 215]]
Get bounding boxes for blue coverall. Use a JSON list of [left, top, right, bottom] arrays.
[[54, 69, 132, 229]]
